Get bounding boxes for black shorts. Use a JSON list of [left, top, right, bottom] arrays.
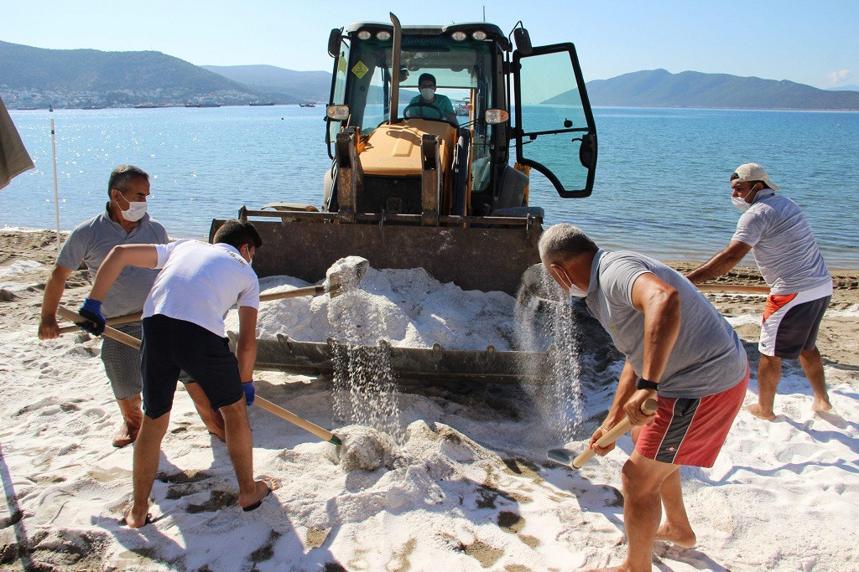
[[141, 315, 244, 419], [759, 284, 831, 359]]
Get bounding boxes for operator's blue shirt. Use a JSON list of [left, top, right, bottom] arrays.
[[407, 93, 455, 120]]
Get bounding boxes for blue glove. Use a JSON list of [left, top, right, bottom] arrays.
[[77, 298, 106, 336], [242, 381, 255, 406]]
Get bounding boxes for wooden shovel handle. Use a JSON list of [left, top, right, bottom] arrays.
[[57, 305, 341, 445], [259, 285, 326, 302], [572, 398, 659, 469], [56, 285, 327, 334], [254, 397, 340, 445], [57, 306, 142, 349], [57, 311, 142, 334], [696, 283, 769, 294]]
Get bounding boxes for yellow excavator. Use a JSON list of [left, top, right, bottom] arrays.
[[212, 14, 598, 380]]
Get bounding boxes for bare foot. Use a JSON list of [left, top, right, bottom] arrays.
[[122, 504, 152, 528], [812, 397, 832, 413], [747, 403, 776, 421], [239, 480, 272, 511], [655, 522, 697, 548]]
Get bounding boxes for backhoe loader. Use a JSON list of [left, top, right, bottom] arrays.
[[212, 14, 597, 380]]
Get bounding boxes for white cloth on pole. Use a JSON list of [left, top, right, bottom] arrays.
[[0, 97, 35, 190]]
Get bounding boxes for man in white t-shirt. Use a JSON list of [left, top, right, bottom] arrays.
[[687, 163, 833, 420], [76, 219, 272, 527]]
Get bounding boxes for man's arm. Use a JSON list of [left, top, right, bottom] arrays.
[[624, 272, 681, 424], [686, 240, 751, 284], [89, 244, 159, 301], [38, 265, 74, 339], [236, 306, 258, 382]]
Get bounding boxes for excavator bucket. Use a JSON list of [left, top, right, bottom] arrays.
[[212, 212, 542, 295]]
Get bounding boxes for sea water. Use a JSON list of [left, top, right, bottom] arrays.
[[4, 105, 858, 266]]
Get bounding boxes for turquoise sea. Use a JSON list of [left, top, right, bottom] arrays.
[[4, 105, 858, 267]]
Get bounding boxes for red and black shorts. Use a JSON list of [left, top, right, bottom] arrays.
[[759, 283, 831, 359], [635, 370, 749, 467]]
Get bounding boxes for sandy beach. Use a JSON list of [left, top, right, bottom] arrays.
[[1, 228, 858, 571]]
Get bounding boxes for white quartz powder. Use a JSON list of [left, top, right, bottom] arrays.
[[228, 266, 520, 351]]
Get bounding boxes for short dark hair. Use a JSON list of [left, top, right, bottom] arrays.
[[213, 220, 262, 250], [107, 164, 149, 197], [418, 73, 436, 87]]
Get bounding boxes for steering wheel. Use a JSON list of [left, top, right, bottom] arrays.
[[403, 101, 445, 120]]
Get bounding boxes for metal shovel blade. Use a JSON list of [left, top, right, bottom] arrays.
[[546, 447, 575, 468]]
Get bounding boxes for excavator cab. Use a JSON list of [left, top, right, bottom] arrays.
[[211, 15, 598, 380], [322, 19, 597, 221]]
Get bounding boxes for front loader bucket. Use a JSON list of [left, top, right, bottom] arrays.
[[212, 210, 543, 295], [215, 209, 545, 381]]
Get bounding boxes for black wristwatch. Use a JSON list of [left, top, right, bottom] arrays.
[[636, 378, 659, 391]]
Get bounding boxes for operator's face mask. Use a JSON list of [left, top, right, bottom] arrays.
[[420, 87, 435, 101]]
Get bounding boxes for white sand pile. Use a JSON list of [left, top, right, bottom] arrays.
[[2, 237, 859, 570], [228, 266, 519, 351]]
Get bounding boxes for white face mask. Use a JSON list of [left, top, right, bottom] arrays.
[[568, 284, 589, 300], [731, 196, 751, 212], [731, 183, 760, 213], [120, 200, 148, 221], [420, 88, 435, 101]]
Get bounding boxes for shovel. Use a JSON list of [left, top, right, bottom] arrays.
[[56, 256, 372, 333], [547, 398, 658, 470], [55, 305, 343, 454]]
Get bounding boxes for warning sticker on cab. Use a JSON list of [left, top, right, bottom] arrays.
[[351, 60, 369, 79]]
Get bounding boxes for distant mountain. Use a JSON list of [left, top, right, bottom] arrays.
[[827, 84, 859, 92], [545, 69, 859, 110], [202, 65, 330, 103], [0, 40, 259, 108]]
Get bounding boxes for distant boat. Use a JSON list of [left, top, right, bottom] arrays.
[[185, 102, 221, 108], [249, 101, 275, 106], [134, 103, 162, 109], [298, 102, 316, 108]]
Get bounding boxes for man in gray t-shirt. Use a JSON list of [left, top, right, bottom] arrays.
[[687, 163, 833, 420], [539, 224, 748, 571], [38, 165, 224, 447]]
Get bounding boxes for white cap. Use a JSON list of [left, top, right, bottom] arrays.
[[731, 163, 779, 191]]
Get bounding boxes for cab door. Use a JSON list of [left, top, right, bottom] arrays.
[[513, 43, 597, 197]]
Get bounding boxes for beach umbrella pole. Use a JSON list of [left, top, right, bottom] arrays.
[[50, 118, 61, 253]]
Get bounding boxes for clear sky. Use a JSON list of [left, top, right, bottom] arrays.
[[4, 0, 858, 89]]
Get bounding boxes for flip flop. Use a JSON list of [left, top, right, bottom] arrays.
[[241, 482, 273, 512]]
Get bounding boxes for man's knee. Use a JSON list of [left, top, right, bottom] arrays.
[[622, 456, 676, 500], [800, 346, 820, 360], [218, 397, 248, 422]]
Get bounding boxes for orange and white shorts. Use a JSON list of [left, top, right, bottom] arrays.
[[759, 282, 831, 359]]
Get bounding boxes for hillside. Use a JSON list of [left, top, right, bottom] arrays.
[[546, 69, 859, 110], [0, 40, 259, 108], [202, 65, 330, 103]]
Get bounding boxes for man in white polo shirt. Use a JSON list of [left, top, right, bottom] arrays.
[[687, 163, 833, 420], [76, 219, 272, 527], [38, 165, 226, 447]]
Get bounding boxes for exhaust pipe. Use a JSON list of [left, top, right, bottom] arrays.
[[389, 12, 402, 124]]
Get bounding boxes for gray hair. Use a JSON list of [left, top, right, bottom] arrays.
[[107, 164, 149, 196], [538, 223, 598, 263]]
